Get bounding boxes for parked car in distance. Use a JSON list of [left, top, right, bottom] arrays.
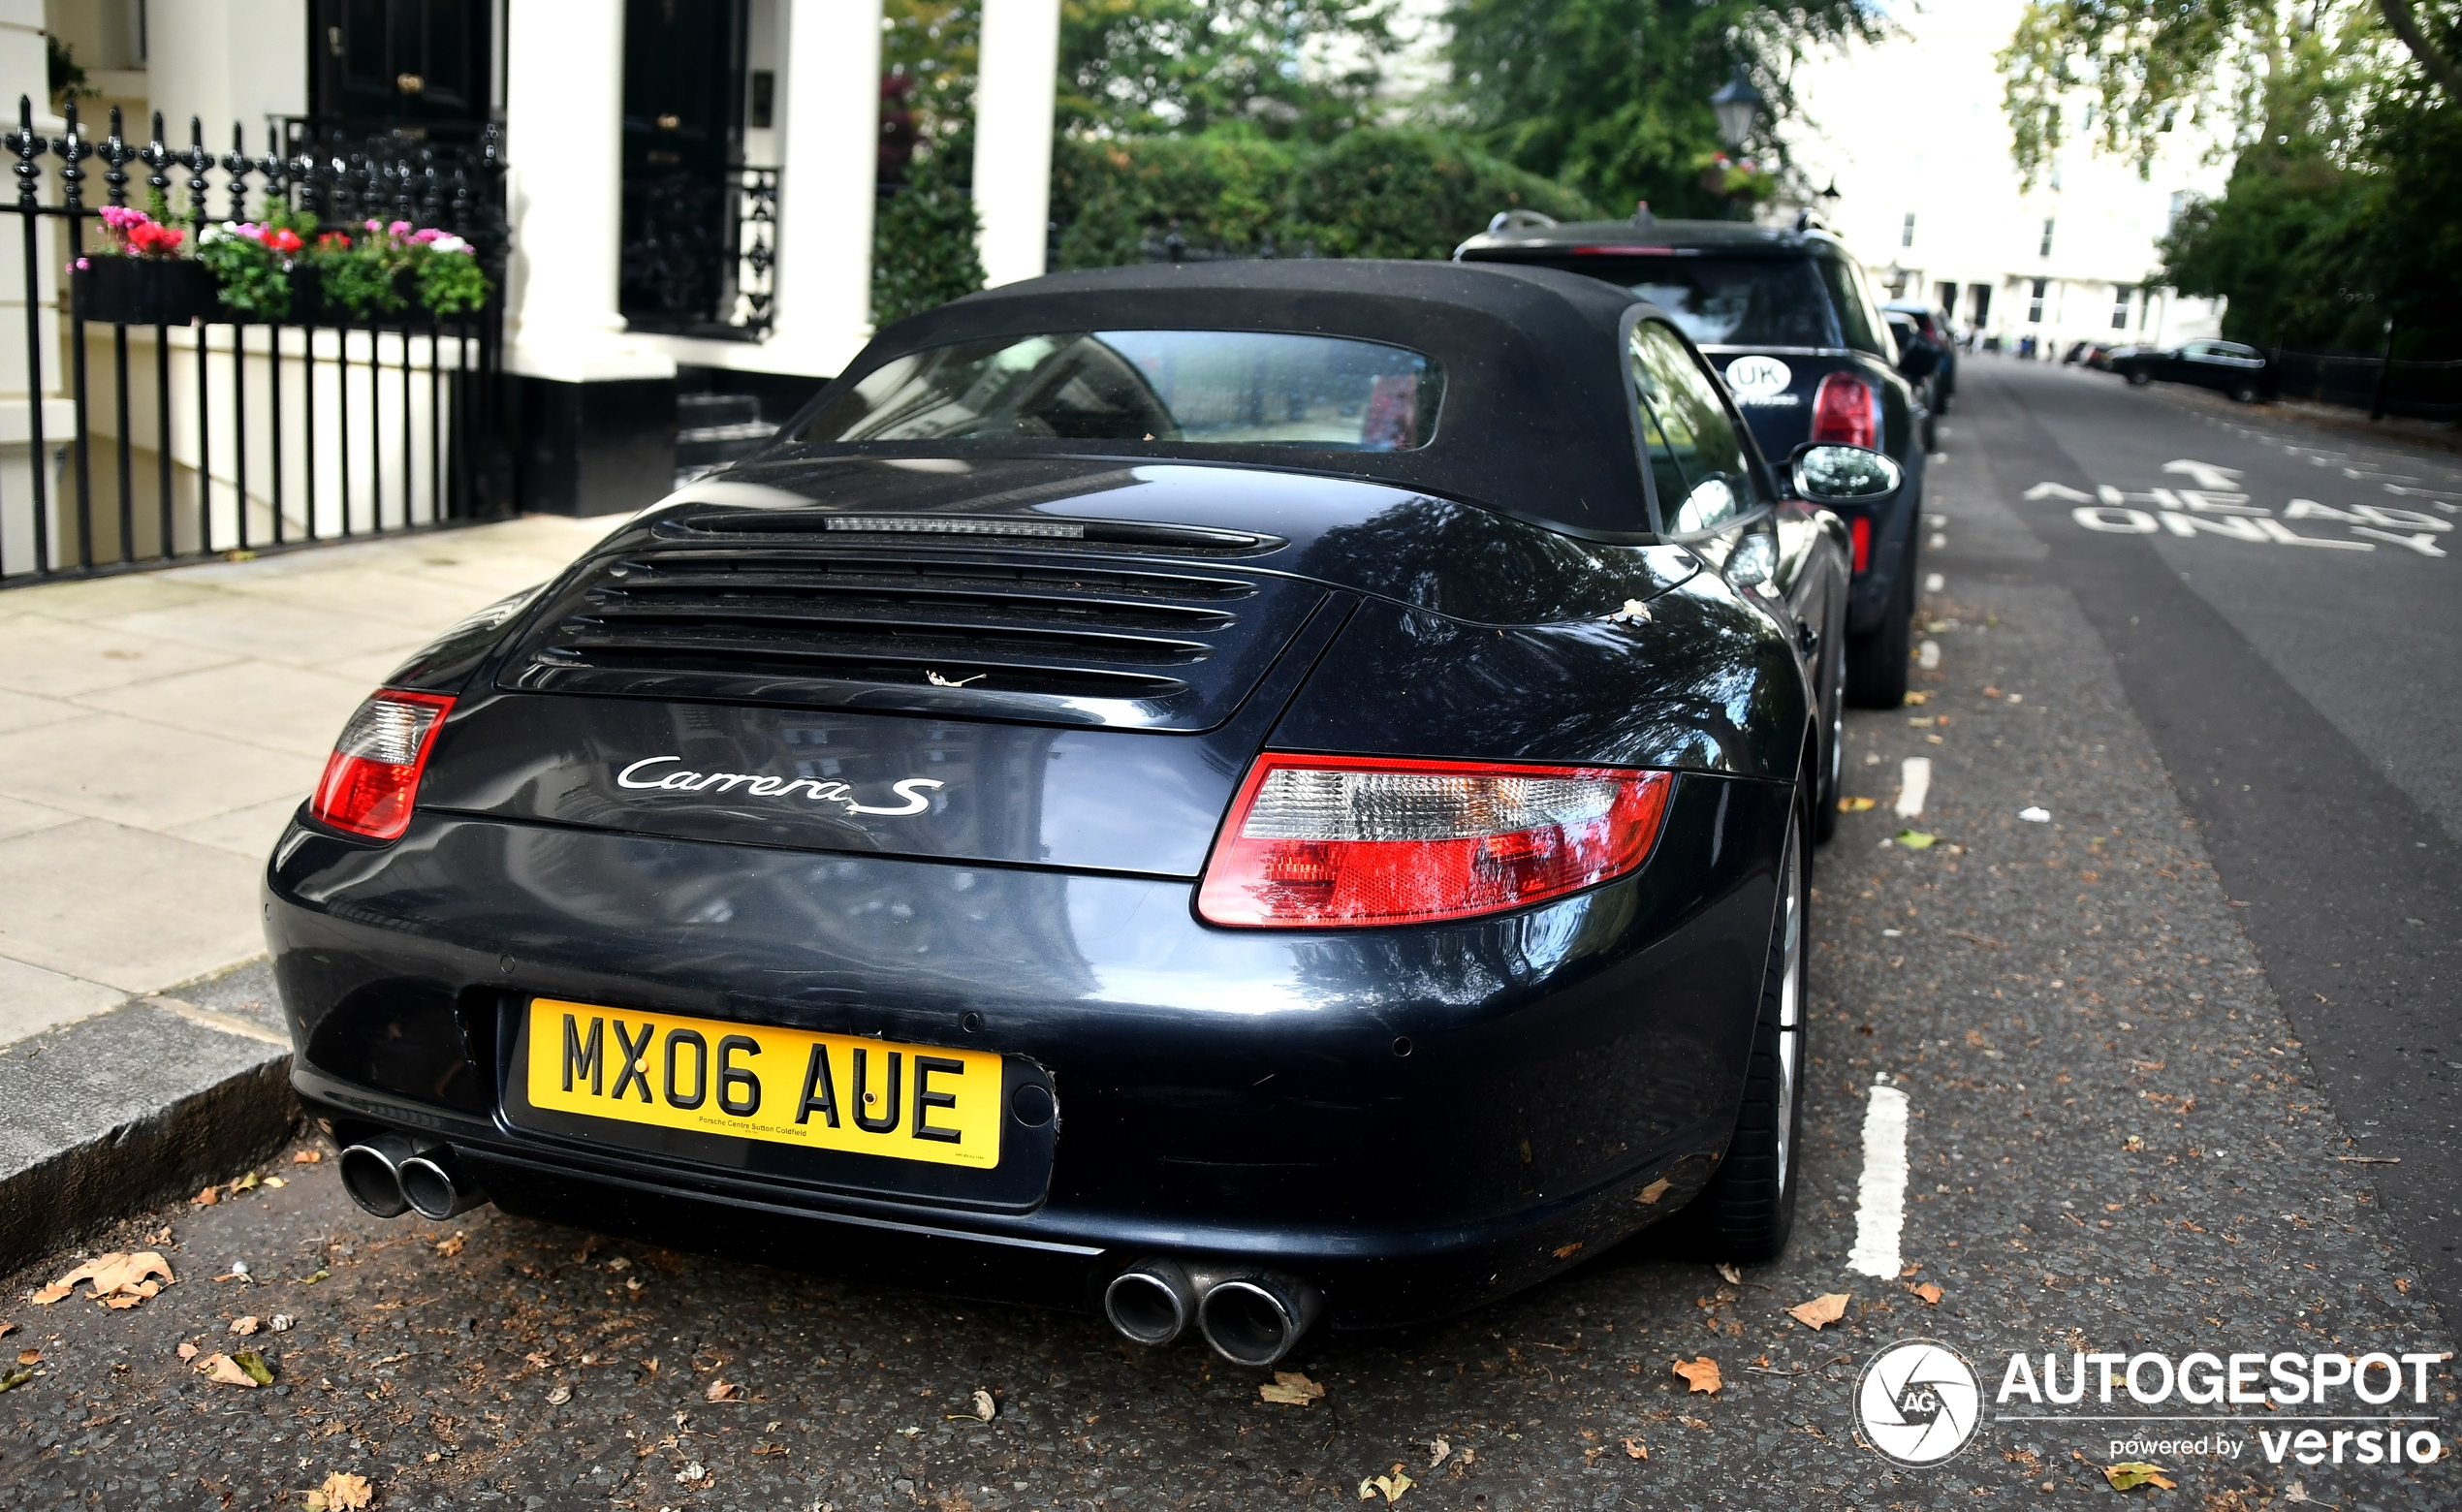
[[1881, 310, 1946, 452], [2111, 339, 2272, 402], [1881, 299, 1957, 411], [1454, 213, 1927, 709]]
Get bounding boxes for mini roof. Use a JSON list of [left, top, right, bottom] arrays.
[[1459, 218, 1840, 256], [791, 259, 1658, 541]]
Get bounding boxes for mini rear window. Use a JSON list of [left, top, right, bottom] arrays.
[[797, 330, 1444, 451], [1501, 254, 1837, 350]]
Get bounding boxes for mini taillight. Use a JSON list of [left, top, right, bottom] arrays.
[[1196, 755, 1674, 929], [1849, 516, 1872, 573], [1811, 371, 1880, 449], [310, 690, 455, 841]]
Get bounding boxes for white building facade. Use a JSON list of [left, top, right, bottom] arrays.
[[1778, 0, 2228, 354], [32, 0, 1062, 517]]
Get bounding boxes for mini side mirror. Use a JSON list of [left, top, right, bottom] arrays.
[[1791, 444, 1904, 504]]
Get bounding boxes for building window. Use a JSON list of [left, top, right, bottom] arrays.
[[2028, 278, 2047, 324], [1902, 212, 1916, 248], [2039, 218, 2056, 257], [2112, 285, 2132, 330], [1936, 281, 1958, 320], [1969, 283, 1992, 329]]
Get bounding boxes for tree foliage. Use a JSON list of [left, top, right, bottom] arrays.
[[873, 151, 987, 327], [1438, 0, 1882, 218], [1051, 127, 1598, 268], [1059, 0, 1399, 139]]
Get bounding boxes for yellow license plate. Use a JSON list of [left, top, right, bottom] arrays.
[[523, 999, 1002, 1170]]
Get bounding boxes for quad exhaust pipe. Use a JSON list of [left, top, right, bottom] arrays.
[[337, 1134, 489, 1221], [1103, 1258, 1323, 1368]]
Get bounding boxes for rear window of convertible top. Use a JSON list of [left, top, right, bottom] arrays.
[[795, 331, 1445, 452]]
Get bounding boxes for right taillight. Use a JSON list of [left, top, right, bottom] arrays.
[[1196, 754, 1674, 929], [1811, 371, 1880, 449], [1849, 516, 1872, 573], [310, 690, 455, 841]]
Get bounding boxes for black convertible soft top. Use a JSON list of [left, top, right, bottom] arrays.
[[774, 260, 1656, 540]]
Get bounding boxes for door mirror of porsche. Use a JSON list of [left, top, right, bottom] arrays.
[[1671, 474, 1742, 534], [1791, 444, 1903, 504]]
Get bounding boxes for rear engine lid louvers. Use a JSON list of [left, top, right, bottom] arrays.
[[496, 547, 1324, 731]]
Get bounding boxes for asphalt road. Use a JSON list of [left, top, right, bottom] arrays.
[[2, 370, 2457, 1510]]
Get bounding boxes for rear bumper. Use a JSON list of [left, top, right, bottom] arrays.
[[266, 772, 1789, 1327]]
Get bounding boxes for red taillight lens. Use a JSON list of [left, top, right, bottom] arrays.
[[1811, 371, 1880, 449], [1849, 516, 1872, 573], [310, 690, 455, 841], [1197, 755, 1674, 929]]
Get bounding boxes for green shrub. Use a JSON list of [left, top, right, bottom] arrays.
[[1051, 126, 1599, 268], [872, 153, 986, 327]]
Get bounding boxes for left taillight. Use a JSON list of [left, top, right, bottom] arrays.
[[1196, 754, 1674, 929], [310, 690, 455, 841]]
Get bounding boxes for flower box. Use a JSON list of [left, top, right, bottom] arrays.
[[71, 257, 217, 326]]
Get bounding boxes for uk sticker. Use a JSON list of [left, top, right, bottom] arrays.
[[1722, 355, 1794, 399]]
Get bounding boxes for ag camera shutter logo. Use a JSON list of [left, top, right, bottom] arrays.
[[1721, 355, 1793, 398], [1857, 1339, 1983, 1465]]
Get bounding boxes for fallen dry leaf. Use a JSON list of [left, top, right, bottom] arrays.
[[1624, 1437, 1648, 1460], [704, 1377, 742, 1402], [1910, 1282, 1944, 1307], [1673, 1356, 1722, 1394], [1638, 1178, 1672, 1205], [192, 1185, 220, 1207], [1715, 1262, 1742, 1285], [2103, 1462, 2176, 1492], [231, 1172, 260, 1193], [230, 1316, 261, 1336], [1427, 1435, 1451, 1468], [176, 1341, 199, 1361], [48, 1252, 173, 1308], [1838, 796, 1878, 812], [1552, 1242, 1584, 1260], [0, 1369, 29, 1394], [303, 1470, 373, 1511], [199, 1352, 261, 1388], [293, 1150, 324, 1164], [1787, 1293, 1850, 1330], [547, 1384, 572, 1405], [969, 1388, 996, 1422], [1903, 691, 1930, 705], [28, 1285, 72, 1307], [263, 1176, 286, 1189], [1357, 1465, 1414, 1503], [435, 1232, 466, 1259], [1260, 1370, 1327, 1406], [0, 1322, 13, 1339], [16, 1349, 38, 1366]]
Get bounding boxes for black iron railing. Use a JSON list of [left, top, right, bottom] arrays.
[[0, 99, 513, 590], [2268, 346, 2462, 425], [620, 163, 777, 340]]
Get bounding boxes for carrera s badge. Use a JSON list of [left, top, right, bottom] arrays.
[[616, 757, 943, 816]]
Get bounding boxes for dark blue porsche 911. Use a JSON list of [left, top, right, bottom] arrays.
[[268, 259, 1901, 1367]]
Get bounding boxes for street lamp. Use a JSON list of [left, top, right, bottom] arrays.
[[1710, 69, 1765, 148]]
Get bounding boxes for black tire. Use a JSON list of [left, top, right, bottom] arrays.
[[2127, 366, 2154, 387], [2230, 381, 2259, 403], [1668, 809, 1808, 1261], [1844, 553, 1913, 708]]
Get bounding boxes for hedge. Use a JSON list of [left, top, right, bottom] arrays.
[[1051, 126, 1601, 268]]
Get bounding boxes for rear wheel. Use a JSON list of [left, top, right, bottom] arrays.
[[1844, 551, 1913, 708], [1671, 810, 1807, 1260], [2127, 366, 2154, 387], [2230, 381, 2259, 403]]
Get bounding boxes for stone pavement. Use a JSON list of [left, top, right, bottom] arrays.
[[0, 515, 614, 1047]]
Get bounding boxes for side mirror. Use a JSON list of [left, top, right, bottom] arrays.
[[1896, 337, 1941, 381], [1791, 444, 1903, 504]]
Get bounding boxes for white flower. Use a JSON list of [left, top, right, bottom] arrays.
[[428, 234, 468, 255]]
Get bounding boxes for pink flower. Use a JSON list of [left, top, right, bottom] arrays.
[[388, 219, 411, 236], [364, 218, 382, 232], [100, 205, 149, 231], [410, 227, 443, 244], [72, 256, 88, 270]]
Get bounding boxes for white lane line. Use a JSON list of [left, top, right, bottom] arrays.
[[1847, 1081, 1911, 1279], [1924, 572, 1944, 593], [1918, 639, 1941, 670], [1895, 756, 1932, 819]]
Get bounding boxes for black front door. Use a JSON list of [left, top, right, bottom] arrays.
[[311, 0, 494, 129], [619, 0, 748, 332]]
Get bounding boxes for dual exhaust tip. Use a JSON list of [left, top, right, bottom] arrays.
[[337, 1132, 488, 1221], [1103, 1257, 1323, 1369]]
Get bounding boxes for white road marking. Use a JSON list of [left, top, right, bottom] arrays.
[[1924, 572, 1944, 593], [1894, 756, 1931, 818], [1929, 533, 1946, 550], [2162, 458, 2243, 489], [2256, 518, 2372, 551], [1847, 1081, 1911, 1279], [2024, 482, 2095, 502], [2353, 527, 2448, 557]]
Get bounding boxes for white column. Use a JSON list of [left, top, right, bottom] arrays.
[[145, 0, 309, 160], [766, 0, 884, 376], [971, 0, 1060, 289], [502, 0, 668, 381]]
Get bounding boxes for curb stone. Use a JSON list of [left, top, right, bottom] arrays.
[[0, 968, 297, 1277]]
